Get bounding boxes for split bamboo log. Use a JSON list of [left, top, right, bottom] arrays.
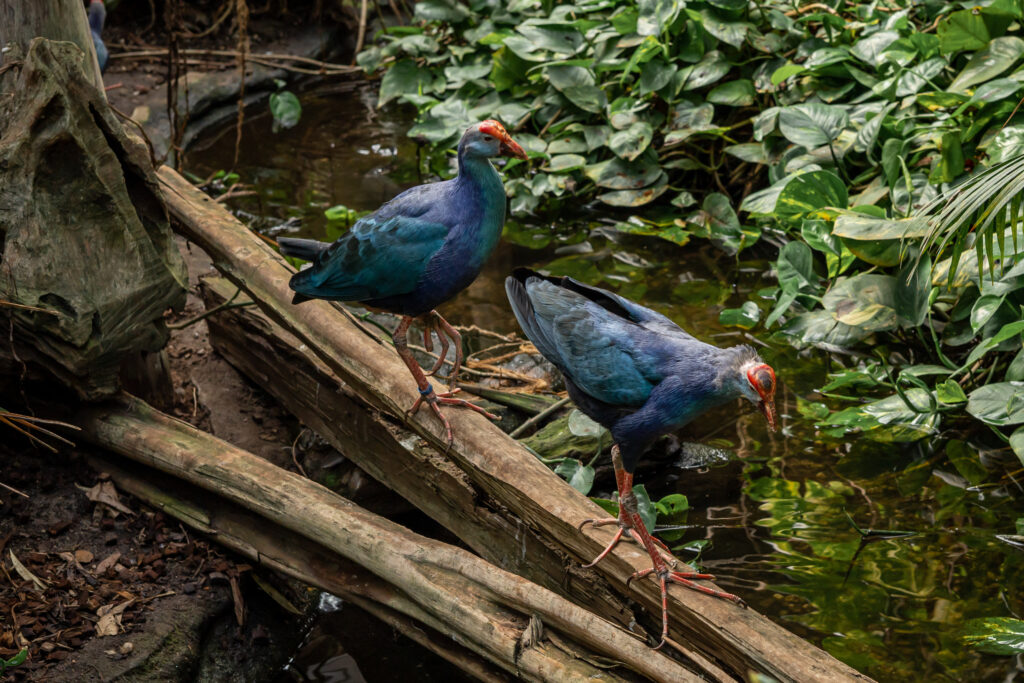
[[157, 164, 871, 682], [75, 394, 701, 683]]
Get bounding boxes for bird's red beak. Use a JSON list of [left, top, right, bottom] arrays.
[[480, 119, 528, 160], [759, 399, 778, 432], [500, 135, 528, 160], [747, 363, 778, 432]]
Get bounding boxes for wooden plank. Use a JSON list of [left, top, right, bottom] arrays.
[[158, 164, 871, 683], [75, 395, 701, 683]]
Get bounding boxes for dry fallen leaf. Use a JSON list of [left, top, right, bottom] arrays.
[[9, 549, 48, 590], [96, 599, 134, 637], [95, 551, 121, 574], [78, 481, 135, 516], [75, 549, 94, 564]]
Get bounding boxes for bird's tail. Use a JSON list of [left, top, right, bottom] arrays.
[[504, 268, 563, 367], [277, 237, 330, 262]]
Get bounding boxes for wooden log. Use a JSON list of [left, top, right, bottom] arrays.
[[74, 394, 703, 683], [197, 276, 731, 678], [158, 165, 870, 682], [85, 453, 518, 683]]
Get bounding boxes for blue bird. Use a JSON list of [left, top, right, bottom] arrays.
[[278, 121, 528, 442], [88, 0, 108, 73], [505, 268, 778, 645]]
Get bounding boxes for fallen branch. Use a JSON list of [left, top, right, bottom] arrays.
[[158, 165, 869, 682], [75, 395, 701, 683], [86, 454, 514, 683]]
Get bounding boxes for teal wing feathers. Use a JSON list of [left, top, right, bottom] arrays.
[[289, 214, 450, 302]]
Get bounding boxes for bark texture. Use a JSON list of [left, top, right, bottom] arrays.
[[0, 40, 186, 398]]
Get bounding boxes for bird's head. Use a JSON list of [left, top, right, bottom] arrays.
[[461, 120, 528, 160], [735, 354, 778, 432]]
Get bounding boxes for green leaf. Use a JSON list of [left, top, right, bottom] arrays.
[[414, 0, 470, 22], [637, 0, 681, 37], [567, 409, 603, 438], [545, 65, 607, 113], [822, 274, 899, 332], [269, 91, 302, 132], [517, 23, 584, 55], [962, 617, 1024, 655], [546, 154, 587, 172], [778, 103, 850, 148], [777, 241, 816, 295], [585, 157, 661, 190], [677, 51, 730, 91], [946, 439, 988, 486], [774, 170, 848, 217], [967, 382, 1024, 425], [598, 176, 668, 206], [707, 79, 756, 106], [554, 459, 595, 495], [851, 30, 900, 66], [608, 121, 654, 161], [699, 9, 749, 48], [949, 36, 1024, 92], [655, 493, 690, 517], [379, 60, 439, 107], [719, 301, 761, 329], [633, 484, 657, 532], [938, 9, 1013, 54], [936, 380, 968, 405], [832, 215, 929, 240], [929, 131, 965, 184], [971, 294, 1006, 332], [895, 253, 931, 326], [771, 62, 805, 85], [1011, 427, 1024, 466]]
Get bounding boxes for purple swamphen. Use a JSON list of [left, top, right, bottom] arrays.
[[505, 268, 778, 646], [278, 121, 528, 442]]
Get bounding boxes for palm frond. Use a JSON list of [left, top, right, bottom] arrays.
[[917, 154, 1024, 286]]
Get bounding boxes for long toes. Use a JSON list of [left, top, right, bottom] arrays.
[[577, 518, 619, 531]]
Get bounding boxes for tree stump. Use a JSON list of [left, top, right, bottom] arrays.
[[0, 39, 186, 398]]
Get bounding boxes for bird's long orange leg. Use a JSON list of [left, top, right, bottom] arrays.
[[578, 445, 675, 567], [618, 469, 747, 649], [393, 315, 497, 445], [429, 310, 465, 391]]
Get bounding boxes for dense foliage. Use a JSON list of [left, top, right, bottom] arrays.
[[358, 0, 1024, 479]]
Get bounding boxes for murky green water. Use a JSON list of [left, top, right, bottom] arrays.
[[188, 85, 1024, 683]]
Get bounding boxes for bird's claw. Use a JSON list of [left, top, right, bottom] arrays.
[[628, 566, 744, 649], [408, 387, 499, 446], [578, 518, 677, 570]]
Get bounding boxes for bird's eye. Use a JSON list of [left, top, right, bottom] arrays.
[[482, 135, 493, 141], [747, 364, 775, 395]]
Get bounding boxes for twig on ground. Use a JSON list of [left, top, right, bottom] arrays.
[[509, 397, 572, 438]]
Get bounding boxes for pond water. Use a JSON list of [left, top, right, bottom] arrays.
[[187, 84, 1024, 683]]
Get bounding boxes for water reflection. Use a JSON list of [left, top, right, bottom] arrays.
[[188, 84, 1024, 683]]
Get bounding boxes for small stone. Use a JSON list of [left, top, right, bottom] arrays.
[[182, 582, 197, 595], [119, 641, 133, 655]]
